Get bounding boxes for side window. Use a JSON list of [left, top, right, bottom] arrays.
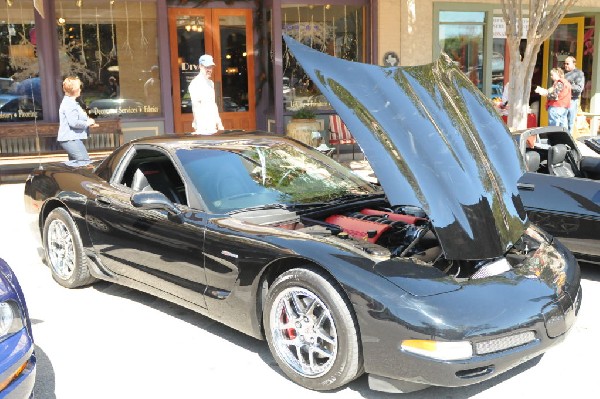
[[121, 148, 188, 206]]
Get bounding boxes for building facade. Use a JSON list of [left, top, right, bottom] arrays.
[[0, 0, 598, 154]]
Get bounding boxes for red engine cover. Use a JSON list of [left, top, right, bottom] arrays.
[[325, 214, 390, 243]]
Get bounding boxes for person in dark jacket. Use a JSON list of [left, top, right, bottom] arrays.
[[563, 56, 585, 134]]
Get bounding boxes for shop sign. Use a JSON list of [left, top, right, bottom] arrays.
[[493, 16, 529, 39]]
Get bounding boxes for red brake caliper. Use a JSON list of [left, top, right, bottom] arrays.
[[282, 308, 297, 339]]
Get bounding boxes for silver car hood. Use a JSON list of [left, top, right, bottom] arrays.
[[285, 35, 528, 260]]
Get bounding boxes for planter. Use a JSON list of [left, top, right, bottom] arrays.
[[286, 118, 322, 146]]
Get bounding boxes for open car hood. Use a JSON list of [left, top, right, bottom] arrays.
[[285, 35, 528, 260]]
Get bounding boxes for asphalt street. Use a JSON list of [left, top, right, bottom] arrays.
[[1, 182, 599, 399]]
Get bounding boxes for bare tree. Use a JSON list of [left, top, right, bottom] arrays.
[[501, 0, 577, 130]]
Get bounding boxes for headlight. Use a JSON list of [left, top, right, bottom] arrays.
[[401, 339, 473, 361], [0, 301, 24, 340]]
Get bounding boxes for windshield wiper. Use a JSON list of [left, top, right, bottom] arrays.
[[229, 203, 288, 214], [289, 192, 385, 209]]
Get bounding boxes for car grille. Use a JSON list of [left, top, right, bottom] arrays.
[[474, 331, 536, 355]]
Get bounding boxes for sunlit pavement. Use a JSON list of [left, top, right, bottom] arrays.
[[1, 181, 598, 399]]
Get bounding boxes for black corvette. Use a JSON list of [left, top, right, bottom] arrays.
[[23, 37, 581, 394], [515, 127, 600, 265]]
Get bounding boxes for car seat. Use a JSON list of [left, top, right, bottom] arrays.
[[547, 144, 575, 177], [524, 151, 541, 173]]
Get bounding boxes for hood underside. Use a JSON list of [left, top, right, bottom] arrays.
[[284, 35, 528, 260]]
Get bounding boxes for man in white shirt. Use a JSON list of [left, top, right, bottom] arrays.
[[188, 54, 224, 135]]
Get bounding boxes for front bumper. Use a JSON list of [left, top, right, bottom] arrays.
[[0, 329, 37, 398], [363, 282, 581, 392]]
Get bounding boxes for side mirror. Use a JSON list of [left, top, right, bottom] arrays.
[[131, 191, 183, 222]]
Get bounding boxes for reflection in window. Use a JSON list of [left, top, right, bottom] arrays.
[[220, 15, 249, 113], [55, 0, 160, 119], [491, 38, 506, 98], [0, 0, 41, 122], [439, 11, 485, 89], [282, 5, 364, 112]]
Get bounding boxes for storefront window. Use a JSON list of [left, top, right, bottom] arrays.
[[439, 11, 485, 91], [55, 0, 160, 119], [219, 15, 249, 112], [491, 38, 506, 95], [0, 0, 40, 122], [282, 4, 364, 112]]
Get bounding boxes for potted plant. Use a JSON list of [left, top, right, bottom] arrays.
[[291, 107, 316, 120], [286, 106, 322, 145]]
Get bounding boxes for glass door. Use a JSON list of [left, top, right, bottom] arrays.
[[168, 8, 255, 133], [539, 17, 584, 126]]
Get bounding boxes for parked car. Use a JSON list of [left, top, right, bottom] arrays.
[[0, 258, 36, 398], [514, 126, 600, 264], [0, 77, 14, 93], [0, 94, 39, 122], [23, 37, 581, 394]]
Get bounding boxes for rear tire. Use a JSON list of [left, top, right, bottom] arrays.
[[43, 208, 95, 288], [263, 267, 362, 391]]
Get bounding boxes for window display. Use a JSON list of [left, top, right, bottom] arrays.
[[55, 0, 160, 119], [281, 4, 364, 112], [0, 0, 41, 122]]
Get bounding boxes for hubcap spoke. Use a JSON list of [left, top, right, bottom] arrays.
[[290, 292, 306, 316]]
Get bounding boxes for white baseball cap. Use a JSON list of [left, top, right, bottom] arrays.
[[199, 54, 216, 67]]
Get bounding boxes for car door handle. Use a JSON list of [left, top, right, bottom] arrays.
[[95, 196, 112, 206], [517, 183, 535, 191]]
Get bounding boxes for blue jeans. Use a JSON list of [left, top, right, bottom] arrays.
[[59, 139, 90, 166], [548, 106, 568, 129], [567, 98, 579, 134]]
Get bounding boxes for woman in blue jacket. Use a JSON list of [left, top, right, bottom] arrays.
[[57, 76, 97, 165]]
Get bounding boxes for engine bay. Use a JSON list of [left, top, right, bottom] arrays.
[[293, 203, 540, 280], [300, 205, 441, 260], [230, 199, 543, 281]]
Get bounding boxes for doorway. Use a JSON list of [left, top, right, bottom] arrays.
[[168, 8, 255, 133], [539, 17, 584, 126]]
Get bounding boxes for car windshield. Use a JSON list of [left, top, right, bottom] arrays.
[[176, 142, 379, 213]]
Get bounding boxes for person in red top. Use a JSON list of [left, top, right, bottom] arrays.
[[535, 67, 571, 129]]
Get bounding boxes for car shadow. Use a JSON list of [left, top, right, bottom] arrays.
[[30, 335, 57, 399], [580, 262, 600, 282], [90, 279, 544, 399], [335, 355, 542, 399], [91, 280, 271, 356]]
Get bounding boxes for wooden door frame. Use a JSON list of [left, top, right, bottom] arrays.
[[168, 8, 255, 134], [540, 17, 584, 126], [212, 8, 256, 129], [168, 9, 214, 134]]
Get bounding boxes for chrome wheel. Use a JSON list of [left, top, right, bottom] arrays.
[[43, 208, 95, 288], [269, 286, 337, 378], [47, 218, 75, 280]]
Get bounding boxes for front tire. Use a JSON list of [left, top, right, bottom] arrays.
[[263, 267, 362, 391], [43, 207, 95, 288]]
